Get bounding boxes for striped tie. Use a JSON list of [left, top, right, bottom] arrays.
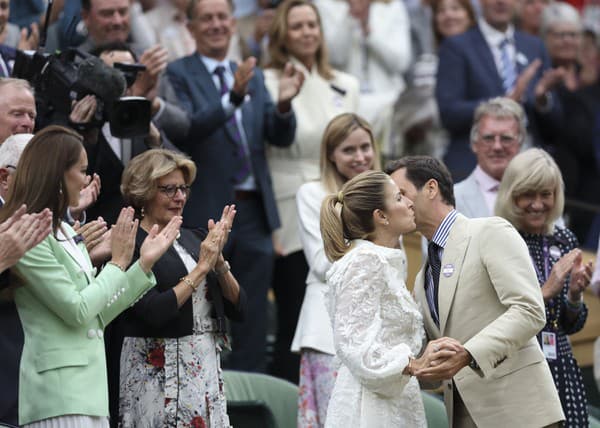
[[427, 241, 441, 327], [214, 66, 251, 184], [499, 38, 517, 94]]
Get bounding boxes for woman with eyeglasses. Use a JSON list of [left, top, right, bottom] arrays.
[[112, 149, 246, 428]]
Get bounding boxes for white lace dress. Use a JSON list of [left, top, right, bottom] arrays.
[[325, 240, 427, 428]]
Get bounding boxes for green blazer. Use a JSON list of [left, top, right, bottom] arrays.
[[12, 223, 156, 425]]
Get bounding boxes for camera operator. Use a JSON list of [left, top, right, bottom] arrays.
[[74, 42, 181, 226]]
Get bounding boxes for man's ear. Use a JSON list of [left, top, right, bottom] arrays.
[[425, 178, 439, 200]]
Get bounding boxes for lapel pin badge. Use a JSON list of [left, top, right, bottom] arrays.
[[549, 245, 561, 259], [516, 52, 529, 66], [442, 263, 454, 277]]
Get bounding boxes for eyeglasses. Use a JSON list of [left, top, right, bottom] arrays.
[[547, 30, 581, 40], [157, 185, 191, 198], [478, 133, 519, 147]]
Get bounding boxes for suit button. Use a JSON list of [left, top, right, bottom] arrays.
[[97, 329, 104, 339], [87, 329, 97, 339]]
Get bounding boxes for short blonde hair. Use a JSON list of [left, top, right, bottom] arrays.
[[121, 149, 197, 215], [320, 113, 381, 193], [540, 2, 582, 38], [494, 148, 564, 235]]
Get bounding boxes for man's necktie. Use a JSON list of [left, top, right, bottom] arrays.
[[213, 65, 251, 184], [499, 38, 517, 94], [427, 241, 441, 327]]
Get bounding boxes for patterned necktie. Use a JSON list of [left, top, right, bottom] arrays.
[[213, 65, 251, 184], [499, 38, 517, 94], [427, 241, 441, 326]]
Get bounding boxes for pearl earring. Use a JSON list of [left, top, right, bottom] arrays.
[[140, 207, 145, 218]]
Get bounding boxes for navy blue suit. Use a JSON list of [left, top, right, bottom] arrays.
[[0, 44, 16, 77], [435, 26, 562, 180], [167, 54, 296, 371]]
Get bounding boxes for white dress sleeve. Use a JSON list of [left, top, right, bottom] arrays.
[[329, 250, 413, 397]]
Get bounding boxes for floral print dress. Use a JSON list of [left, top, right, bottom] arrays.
[[118, 241, 231, 428]]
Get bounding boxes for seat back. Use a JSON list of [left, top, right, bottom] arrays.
[[422, 392, 449, 428], [223, 370, 298, 428]]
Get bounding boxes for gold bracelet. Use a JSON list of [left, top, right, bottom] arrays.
[[108, 261, 126, 272], [181, 276, 198, 291]]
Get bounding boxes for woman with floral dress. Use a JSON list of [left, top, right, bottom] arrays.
[[113, 149, 246, 428], [495, 148, 593, 427]]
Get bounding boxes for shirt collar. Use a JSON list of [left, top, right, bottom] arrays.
[[473, 165, 500, 192], [199, 55, 230, 75], [431, 209, 459, 249], [479, 18, 515, 47]]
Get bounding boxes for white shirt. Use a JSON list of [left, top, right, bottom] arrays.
[[478, 19, 516, 85], [472, 165, 500, 214]]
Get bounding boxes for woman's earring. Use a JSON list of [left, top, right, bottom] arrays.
[[384, 220, 389, 226], [140, 207, 145, 218], [59, 184, 63, 195]]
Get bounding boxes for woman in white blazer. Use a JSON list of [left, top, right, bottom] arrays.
[[264, 0, 360, 383], [293, 113, 380, 427]]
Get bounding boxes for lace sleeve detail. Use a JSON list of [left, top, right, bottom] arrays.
[[328, 250, 413, 398]]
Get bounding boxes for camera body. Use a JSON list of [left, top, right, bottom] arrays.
[[12, 48, 151, 138]]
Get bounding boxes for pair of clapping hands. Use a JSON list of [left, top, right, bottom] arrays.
[[76, 207, 182, 274], [0, 205, 53, 273], [407, 337, 473, 382]]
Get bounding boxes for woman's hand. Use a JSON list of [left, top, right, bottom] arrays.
[[139, 215, 183, 273], [198, 219, 227, 273], [218, 204, 236, 246], [542, 249, 579, 301], [109, 207, 139, 270], [73, 217, 107, 252], [568, 250, 593, 302]]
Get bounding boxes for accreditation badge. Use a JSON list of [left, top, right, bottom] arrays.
[[541, 331, 557, 360]]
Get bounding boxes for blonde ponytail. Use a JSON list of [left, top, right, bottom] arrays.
[[320, 194, 350, 262]]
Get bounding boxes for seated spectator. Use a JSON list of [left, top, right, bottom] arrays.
[[539, 2, 600, 245], [454, 97, 524, 218], [263, 0, 360, 383], [315, 0, 412, 146], [435, 0, 563, 181], [111, 148, 245, 427], [0, 125, 182, 427], [495, 147, 593, 426]]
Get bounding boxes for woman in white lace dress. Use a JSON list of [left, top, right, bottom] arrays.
[[320, 170, 442, 427]]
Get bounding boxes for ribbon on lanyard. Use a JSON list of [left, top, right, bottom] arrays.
[[529, 236, 559, 331]]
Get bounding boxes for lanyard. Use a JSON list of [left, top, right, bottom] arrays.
[[530, 236, 550, 283]]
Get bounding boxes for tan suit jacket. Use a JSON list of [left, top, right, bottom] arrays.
[[414, 214, 564, 427]]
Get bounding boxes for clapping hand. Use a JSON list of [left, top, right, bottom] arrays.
[[73, 216, 107, 252], [277, 62, 305, 113], [139, 215, 183, 273], [70, 173, 101, 221], [17, 23, 40, 51], [568, 250, 593, 301], [233, 57, 257, 97], [542, 249, 580, 301], [109, 207, 139, 271], [0, 205, 52, 272], [132, 45, 169, 100]]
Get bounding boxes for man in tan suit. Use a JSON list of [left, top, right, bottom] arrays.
[[387, 156, 564, 428]]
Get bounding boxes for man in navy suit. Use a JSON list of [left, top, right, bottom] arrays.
[[167, 0, 303, 372], [435, 0, 563, 181]]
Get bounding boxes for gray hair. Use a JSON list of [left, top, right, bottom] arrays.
[[494, 148, 564, 235], [469, 97, 527, 146], [0, 78, 35, 96], [0, 134, 34, 169], [540, 2, 582, 38]]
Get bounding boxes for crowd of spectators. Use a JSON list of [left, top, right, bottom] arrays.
[[1, 0, 600, 426]]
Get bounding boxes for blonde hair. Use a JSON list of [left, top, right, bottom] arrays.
[[320, 170, 390, 261], [320, 113, 380, 193], [267, 0, 333, 79], [121, 149, 197, 216], [494, 148, 564, 235]]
